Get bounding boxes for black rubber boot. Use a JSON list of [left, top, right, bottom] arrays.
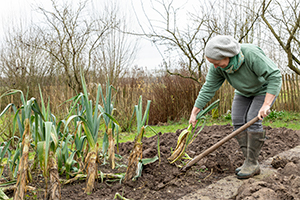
[[234, 131, 247, 174], [237, 131, 265, 179]]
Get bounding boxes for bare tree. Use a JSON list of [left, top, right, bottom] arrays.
[[35, 0, 112, 92], [0, 27, 52, 97], [132, 0, 263, 84], [261, 0, 300, 75], [132, 0, 211, 83], [90, 0, 138, 85]]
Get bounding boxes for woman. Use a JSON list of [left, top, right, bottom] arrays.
[[189, 35, 282, 179]]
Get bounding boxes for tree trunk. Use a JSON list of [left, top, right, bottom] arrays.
[[14, 118, 30, 200]]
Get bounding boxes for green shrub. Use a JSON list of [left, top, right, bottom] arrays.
[[265, 110, 284, 120]]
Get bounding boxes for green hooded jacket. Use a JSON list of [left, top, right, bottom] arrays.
[[194, 43, 282, 110]]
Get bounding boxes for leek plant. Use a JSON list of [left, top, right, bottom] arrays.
[[37, 122, 61, 200], [0, 90, 36, 200], [0, 137, 19, 183], [124, 96, 158, 182], [6, 147, 19, 180], [70, 120, 86, 172], [64, 73, 118, 194], [0, 87, 63, 200], [57, 104, 85, 176], [56, 133, 77, 178], [99, 78, 119, 169], [0, 188, 11, 200], [0, 140, 11, 178], [168, 99, 220, 164], [31, 86, 61, 199]]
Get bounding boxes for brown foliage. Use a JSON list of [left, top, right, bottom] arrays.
[[146, 74, 199, 124], [114, 69, 200, 128]]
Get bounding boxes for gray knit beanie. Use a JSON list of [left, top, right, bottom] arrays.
[[205, 35, 240, 60]]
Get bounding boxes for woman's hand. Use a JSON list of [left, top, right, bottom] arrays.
[[257, 93, 275, 120], [189, 107, 201, 127], [258, 105, 271, 120]]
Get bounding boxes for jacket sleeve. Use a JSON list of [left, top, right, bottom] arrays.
[[194, 65, 225, 109]]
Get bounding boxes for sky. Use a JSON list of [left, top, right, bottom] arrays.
[[0, 0, 198, 70]]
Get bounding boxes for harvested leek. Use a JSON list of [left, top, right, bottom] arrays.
[[168, 99, 220, 164]]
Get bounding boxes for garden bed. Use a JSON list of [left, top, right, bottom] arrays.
[[7, 124, 300, 199]]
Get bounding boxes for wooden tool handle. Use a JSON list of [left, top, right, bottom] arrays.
[[181, 116, 260, 172]]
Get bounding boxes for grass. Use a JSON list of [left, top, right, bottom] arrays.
[[1, 110, 299, 146], [117, 110, 300, 144], [263, 110, 300, 129]]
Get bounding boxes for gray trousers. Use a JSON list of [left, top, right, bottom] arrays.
[[231, 94, 275, 132]]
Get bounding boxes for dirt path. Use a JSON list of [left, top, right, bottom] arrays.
[[179, 145, 300, 199]]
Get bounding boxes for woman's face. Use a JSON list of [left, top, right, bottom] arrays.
[[206, 57, 230, 69]]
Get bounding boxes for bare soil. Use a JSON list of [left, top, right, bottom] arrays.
[[9, 124, 300, 199]]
